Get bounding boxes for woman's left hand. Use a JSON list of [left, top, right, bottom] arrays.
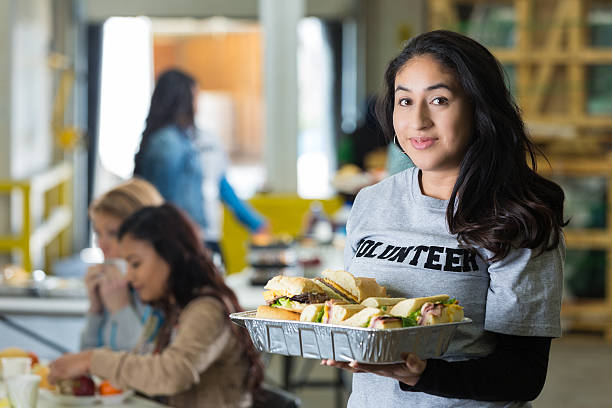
[[321, 352, 427, 386], [48, 351, 93, 384]]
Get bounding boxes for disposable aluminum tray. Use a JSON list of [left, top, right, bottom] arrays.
[[230, 310, 472, 364]]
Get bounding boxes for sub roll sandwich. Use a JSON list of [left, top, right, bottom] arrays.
[[257, 276, 332, 320], [314, 269, 387, 303], [389, 295, 464, 326], [258, 270, 387, 321]]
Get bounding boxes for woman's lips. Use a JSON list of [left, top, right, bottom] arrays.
[[410, 137, 436, 150]]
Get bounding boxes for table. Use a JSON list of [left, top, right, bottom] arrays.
[[0, 384, 168, 408], [0, 297, 88, 317], [0, 395, 166, 408]]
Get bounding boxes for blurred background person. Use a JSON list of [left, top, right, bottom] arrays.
[[134, 69, 268, 270], [82, 178, 164, 351], [49, 204, 264, 407]]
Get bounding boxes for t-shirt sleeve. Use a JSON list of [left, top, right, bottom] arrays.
[[484, 239, 565, 337], [344, 186, 372, 270]]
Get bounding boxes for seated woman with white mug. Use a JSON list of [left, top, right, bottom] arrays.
[[82, 178, 164, 351]]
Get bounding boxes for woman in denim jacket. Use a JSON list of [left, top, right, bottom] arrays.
[[134, 70, 207, 234], [134, 69, 267, 266]]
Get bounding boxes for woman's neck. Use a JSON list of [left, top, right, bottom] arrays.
[[418, 169, 458, 200]]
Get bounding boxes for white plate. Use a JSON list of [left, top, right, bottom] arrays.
[[39, 389, 97, 406], [99, 390, 134, 405], [39, 388, 134, 406]]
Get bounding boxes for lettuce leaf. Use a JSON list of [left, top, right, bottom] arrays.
[[314, 308, 324, 323], [401, 310, 421, 327], [272, 297, 293, 308]]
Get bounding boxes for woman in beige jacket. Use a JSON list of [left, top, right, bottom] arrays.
[[49, 204, 264, 407]]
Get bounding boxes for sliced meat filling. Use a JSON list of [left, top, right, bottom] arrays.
[[266, 292, 329, 306], [417, 302, 444, 325]]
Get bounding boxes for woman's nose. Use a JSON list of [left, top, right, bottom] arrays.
[[411, 100, 432, 130]]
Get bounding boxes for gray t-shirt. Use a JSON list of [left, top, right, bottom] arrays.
[[344, 167, 564, 408]]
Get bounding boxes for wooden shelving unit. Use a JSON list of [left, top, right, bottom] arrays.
[[429, 0, 612, 339]]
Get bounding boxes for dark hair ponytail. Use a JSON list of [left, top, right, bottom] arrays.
[[377, 30, 566, 261]]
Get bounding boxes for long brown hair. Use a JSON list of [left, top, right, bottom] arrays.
[[377, 30, 566, 261], [118, 204, 264, 392], [134, 69, 196, 175]]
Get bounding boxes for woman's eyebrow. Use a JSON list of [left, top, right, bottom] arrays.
[[395, 83, 452, 93]]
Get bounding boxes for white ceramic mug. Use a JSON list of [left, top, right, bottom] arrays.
[[0, 357, 31, 380], [6, 374, 40, 408]]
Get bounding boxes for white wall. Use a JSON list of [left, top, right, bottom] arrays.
[[82, 0, 259, 21], [0, 1, 13, 180], [365, 0, 426, 95], [82, 0, 356, 21], [0, 0, 53, 180], [11, 0, 53, 179], [0, 1, 14, 261]]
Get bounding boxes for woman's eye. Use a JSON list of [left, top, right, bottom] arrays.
[[130, 262, 140, 269], [398, 98, 411, 106], [432, 97, 448, 105]]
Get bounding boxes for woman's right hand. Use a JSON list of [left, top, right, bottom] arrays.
[[84, 265, 104, 314]]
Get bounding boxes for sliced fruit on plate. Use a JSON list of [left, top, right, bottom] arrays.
[[99, 380, 123, 395]]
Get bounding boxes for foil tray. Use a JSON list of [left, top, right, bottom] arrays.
[[230, 310, 472, 364]]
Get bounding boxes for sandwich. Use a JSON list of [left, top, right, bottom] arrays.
[[321, 301, 365, 324], [361, 297, 407, 311], [256, 305, 301, 321], [389, 295, 464, 326], [300, 303, 325, 322], [314, 269, 387, 304], [337, 307, 382, 327], [263, 275, 330, 313], [336, 307, 401, 329], [367, 315, 404, 329]]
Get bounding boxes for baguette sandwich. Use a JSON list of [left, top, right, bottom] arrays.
[[262, 275, 335, 318], [321, 301, 365, 324], [256, 305, 302, 321], [389, 295, 464, 326], [314, 269, 387, 304], [338, 307, 403, 329], [300, 303, 325, 322], [361, 297, 407, 311]]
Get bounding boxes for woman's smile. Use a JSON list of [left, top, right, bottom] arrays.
[[410, 136, 437, 150]]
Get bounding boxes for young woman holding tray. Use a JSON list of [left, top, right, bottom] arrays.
[[323, 30, 566, 407]]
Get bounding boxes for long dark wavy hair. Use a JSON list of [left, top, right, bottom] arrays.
[[118, 204, 264, 393], [134, 69, 196, 174], [376, 30, 566, 262]]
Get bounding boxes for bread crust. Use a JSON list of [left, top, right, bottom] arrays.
[[338, 307, 382, 327], [264, 275, 324, 296], [300, 303, 325, 322], [324, 303, 366, 324], [361, 297, 406, 308], [256, 305, 301, 321], [421, 304, 464, 325], [389, 295, 450, 317], [321, 269, 387, 303]]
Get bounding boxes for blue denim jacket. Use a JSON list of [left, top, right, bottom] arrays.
[[135, 125, 207, 231]]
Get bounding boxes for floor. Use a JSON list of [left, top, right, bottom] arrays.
[[264, 332, 612, 408]]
